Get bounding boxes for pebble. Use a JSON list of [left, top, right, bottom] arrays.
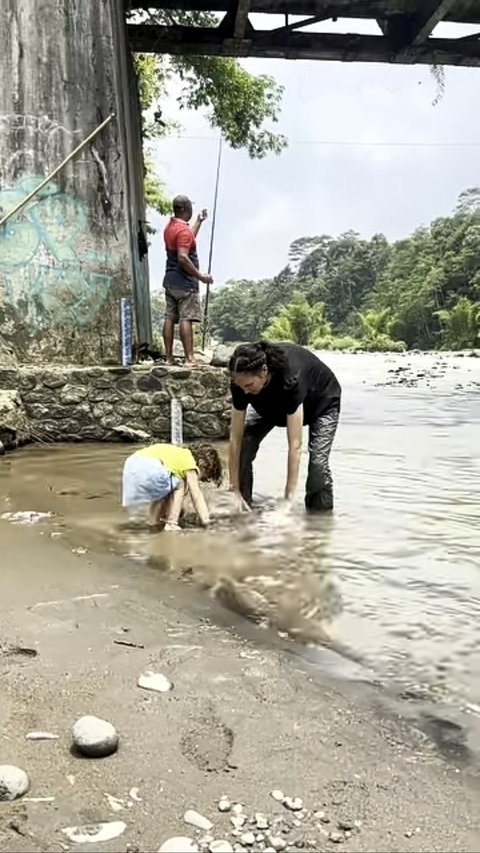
[[230, 816, 246, 830], [137, 671, 173, 693], [315, 811, 330, 824], [328, 832, 344, 844], [0, 765, 30, 801], [72, 715, 119, 758], [61, 821, 127, 843], [338, 820, 354, 831], [270, 837, 287, 851], [209, 842, 234, 853], [283, 797, 303, 812], [271, 789, 284, 802], [158, 838, 199, 853], [218, 797, 232, 813], [240, 832, 255, 846], [255, 814, 269, 830], [184, 810, 213, 832], [232, 803, 244, 815]]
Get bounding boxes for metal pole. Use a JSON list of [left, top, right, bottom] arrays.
[[201, 137, 222, 351], [0, 113, 115, 230]]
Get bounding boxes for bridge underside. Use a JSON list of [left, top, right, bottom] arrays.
[[127, 1, 480, 66]]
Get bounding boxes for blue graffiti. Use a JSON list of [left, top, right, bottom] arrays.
[[0, 175, 115, 330]]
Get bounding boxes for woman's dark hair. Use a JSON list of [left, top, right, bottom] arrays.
[[228, 341, 288, 375], [189, 443, 223, 485]]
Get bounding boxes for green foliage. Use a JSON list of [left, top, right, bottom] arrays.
[[132, 10, 286, 215], [143, 157, 170, 218], [263, 293, 331, 345], [209, 189, 480, 352], [435, 297, 480, 350]]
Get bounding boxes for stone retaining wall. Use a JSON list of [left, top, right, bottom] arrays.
[[0, 364, 230, 450]]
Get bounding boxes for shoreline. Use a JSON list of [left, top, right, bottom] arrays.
[[0, 522, 478, 853]]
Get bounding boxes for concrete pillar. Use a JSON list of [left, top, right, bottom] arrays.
[[0, 0, 151, 364]]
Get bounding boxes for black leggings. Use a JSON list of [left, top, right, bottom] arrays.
[[239, 408, 339, 511]]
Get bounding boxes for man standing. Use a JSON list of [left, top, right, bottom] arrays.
[[162, 195, 213, 366]]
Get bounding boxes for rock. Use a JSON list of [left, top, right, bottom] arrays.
[[283, 797, 304, 812], [61, 821, 127, 844], [0, 765, 30, 800], [72, 715, 119, 758], [158, 838, 199, 853], [270, 838, 287, 852], [209, 842, 234, 853], [218, 797, 232, 812], [232, 804, 244, 815], [328, 832, 344, 844], [337, 819, 354, 831], [137, 671, 173, 693], [211, 344, 234, 368], [184, 809, 213, 832], [230, 815, 246, 830], [112, 424, 151, 442], [0, 389, 29, 449], [240, 832, 255, 846], [271, 789, 284, 802], [255, 814, 269, 830]]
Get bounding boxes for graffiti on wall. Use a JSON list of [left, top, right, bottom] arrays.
[[0, 176, 115, 331]]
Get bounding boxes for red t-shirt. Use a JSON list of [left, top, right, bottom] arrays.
[[163, 218, 199, 292]]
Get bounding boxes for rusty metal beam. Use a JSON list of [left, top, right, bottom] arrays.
[[128, 23, 480, 65]]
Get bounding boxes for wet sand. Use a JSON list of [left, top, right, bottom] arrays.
[[1, 521, 479, 853]]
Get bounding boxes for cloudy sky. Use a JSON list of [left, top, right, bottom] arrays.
[[147, 16, 480, 291]]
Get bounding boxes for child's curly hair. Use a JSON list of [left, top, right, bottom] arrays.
[[189, 443, 223, 485]]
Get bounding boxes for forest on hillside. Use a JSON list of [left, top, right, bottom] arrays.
[[207, 189, 480, 351]]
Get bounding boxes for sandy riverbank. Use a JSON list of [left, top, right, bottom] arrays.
[[1, 521, 478, 853]]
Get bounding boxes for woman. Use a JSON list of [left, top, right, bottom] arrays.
[[228, 341, 341, 513], [122, 442, 222, 530]]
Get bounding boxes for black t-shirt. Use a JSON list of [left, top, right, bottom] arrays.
[[230, 343, 341, 426]]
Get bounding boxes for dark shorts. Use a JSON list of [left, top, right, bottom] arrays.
[[164, 287, 201, 323]]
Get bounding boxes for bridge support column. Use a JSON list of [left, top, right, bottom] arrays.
[[0, 0, 150, 364]]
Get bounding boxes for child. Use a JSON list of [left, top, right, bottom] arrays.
[[122, 442, 222, 531]]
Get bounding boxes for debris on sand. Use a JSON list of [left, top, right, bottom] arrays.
[[158, 838, 199, 853], [0, 765, 30, 800], [26, 731, 59, 741], [1, 511, 53, 524], [184, 809, 214, 831], [137, 671, 173, 693], [61, 821, 127, 844], [72, 715, 119, 758]]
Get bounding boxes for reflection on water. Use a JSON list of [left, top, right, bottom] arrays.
[[1, 352, 479, 723]]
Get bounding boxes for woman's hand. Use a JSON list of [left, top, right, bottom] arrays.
[[232, 489, 251, 513]]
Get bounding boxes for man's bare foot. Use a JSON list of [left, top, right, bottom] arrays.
[[184, 359, 197, 368], [165, 359, 174, 366]]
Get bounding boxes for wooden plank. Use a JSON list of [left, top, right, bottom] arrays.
[[410, 0, 457, 44], [233, 0, 251, 39], [128, 23, 480, 65]]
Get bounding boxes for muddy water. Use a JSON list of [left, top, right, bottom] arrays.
[[1, 352, 480, 733]]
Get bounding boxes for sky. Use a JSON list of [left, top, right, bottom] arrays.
[[147, 16, 480, 291]]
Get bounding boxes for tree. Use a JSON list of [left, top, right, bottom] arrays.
[[436, 297, 480, 350], [131, 10, 286, 215]]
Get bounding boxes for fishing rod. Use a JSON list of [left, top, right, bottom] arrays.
[[201, 136, 222, 351]]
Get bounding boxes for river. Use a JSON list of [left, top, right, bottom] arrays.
[[1, 350, 479, 757]]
